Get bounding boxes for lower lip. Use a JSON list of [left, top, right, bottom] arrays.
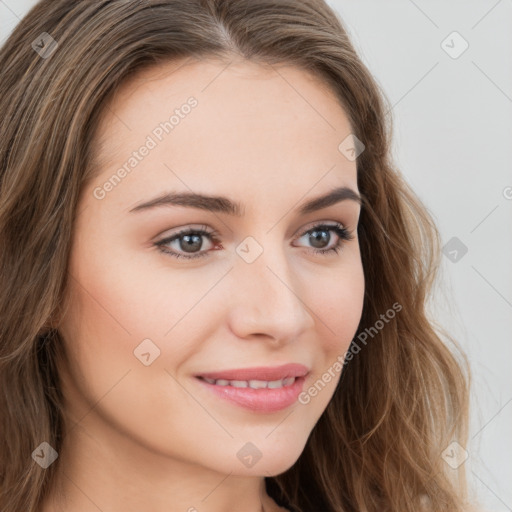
[[196, 376, 306, 413]]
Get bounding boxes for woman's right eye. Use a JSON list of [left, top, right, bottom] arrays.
[[154, 225, 220, 260]]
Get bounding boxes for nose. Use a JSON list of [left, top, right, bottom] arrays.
[[226, 243, 315, 345]]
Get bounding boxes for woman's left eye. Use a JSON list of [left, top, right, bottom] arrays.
[[154, 222, 354, 260], [293, 223, 354, 256]]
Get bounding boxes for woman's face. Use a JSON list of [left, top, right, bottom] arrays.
[[57, 57, 365, 477]]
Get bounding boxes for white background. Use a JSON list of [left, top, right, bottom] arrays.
[[1, 1, 511, 510]]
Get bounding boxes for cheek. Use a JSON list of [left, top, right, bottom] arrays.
[[57, 250, 212, 454], [294, 260, 364, 411], [317, 261, 365, 355], [60, 233, 227, 388], [65, 227, 200, 341]]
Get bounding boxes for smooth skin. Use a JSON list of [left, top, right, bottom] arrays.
[[41, 57, 365, 512]]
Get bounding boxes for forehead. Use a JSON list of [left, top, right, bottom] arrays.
[[88, 58, 358, 213]]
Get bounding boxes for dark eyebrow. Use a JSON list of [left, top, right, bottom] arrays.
[[128, 186, 362, 216], [298, 186, 361, 214]]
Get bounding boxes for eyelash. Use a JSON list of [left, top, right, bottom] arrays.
[[154, 222, 355, 260]]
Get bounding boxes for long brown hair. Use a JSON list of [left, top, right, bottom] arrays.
[[0, 1, 471, 510]]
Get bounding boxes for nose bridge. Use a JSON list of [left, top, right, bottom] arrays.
[[227, 233, 314, 339]]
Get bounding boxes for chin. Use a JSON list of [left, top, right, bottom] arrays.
[[218, 430, 309, 477]]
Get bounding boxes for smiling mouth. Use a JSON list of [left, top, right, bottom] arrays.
[[194, 363, 309, 412]]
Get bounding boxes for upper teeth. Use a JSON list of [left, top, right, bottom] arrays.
[[202, 377, 296, 389]]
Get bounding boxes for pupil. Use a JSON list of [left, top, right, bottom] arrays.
[[181, 234, 202, 252], [310, 229, 329, 248]]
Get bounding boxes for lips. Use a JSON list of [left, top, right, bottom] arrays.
[[196, 363, 309, 382], [195, 363, 309, 412]]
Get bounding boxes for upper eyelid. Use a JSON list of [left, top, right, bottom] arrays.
[[298, 220, 348, 233]]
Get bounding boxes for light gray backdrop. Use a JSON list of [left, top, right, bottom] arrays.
[[1, 1, 511, 510]]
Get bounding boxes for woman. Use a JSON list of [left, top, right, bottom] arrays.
[[0, 1, 473, 511]]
